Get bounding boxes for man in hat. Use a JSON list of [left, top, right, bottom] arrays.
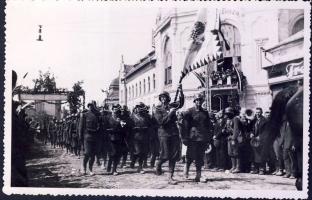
[[79, 100, 101, 175], [153, 90, 181, 185], [178, 93, 212, 182], [130, 102, 151, 173]]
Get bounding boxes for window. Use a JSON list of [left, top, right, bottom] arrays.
[[135, 83, 138, 97], [143, 79, 146, 94], [153, 74, 156, 90], [132, 85, 134, 99], [148, 76, 151, 92], [292, 18, 304, 35], [139, 81, 142, 96], [163, 37, 172, 85], [128, 86, 131, 100]]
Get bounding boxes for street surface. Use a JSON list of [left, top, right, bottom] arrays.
[[26, 140, 296, 190]]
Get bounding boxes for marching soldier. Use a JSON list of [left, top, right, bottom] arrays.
[[105, 104, 127, 175], [120, 105, 133, 168], [130, 102, 151, 173], [70, 113, 80, 158], [178, 93, 212, 182], [79, 101, 101, 175], [96, 105, 112, 169], [153, 88, 183, 185], [48, 117, 57, 148]]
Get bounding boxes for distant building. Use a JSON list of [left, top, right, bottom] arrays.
[[119, 51, 157, 111], [105, 77, 120, 110]]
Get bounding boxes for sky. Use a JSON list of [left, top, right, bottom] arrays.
[[6, 1, 160, 104]]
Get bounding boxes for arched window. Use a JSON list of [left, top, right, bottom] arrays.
[[139, 81, 142, 96], [164, 37, 172, 85], [148, 76, 151, 92], [153, 74, 156, 90], [292, 17, 304, 35], [135, 83, 138, 97], [143, 79, 146, 94]]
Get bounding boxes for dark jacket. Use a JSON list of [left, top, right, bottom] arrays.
[[131, 112, 151, 141], [105, 113, 124, 142], [253, 116, 267, 137], [181, 107, 212, 142], [79, 110, 101, 142], [153, 104, 179, 137]]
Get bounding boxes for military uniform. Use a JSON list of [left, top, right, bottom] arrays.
[[70, 116, 80, 156], [154, 104, 180, 178], [48, 119, 57, 148], [179, 104, 212, 181], [79, 104, 101, 174], [130, 104, 151, 173], [105, 105, 127, 175]]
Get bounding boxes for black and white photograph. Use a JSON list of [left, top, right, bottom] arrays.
[[3, 0, 310, 198]]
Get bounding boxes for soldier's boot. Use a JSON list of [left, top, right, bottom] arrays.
[[155, 161, 163, 176], [112, 161, 119, 175], [168, 173, 178, 185], [195, 169, 201, 182], [232, 158, 241, 173], [183, 163, 190, 179], [143, 159, 148, 168], [150, 156, 156, 168], [230, 158, 236, 173], [130, 157, 136, 169], [106, 159, 112, 173]]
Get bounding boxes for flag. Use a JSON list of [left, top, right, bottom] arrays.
[[180, 8, 207, 82], [180, 9, 232, 78]]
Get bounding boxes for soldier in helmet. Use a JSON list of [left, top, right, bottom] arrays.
[[130, 102, 151, 173], [178, 93, 212, 182], [79, 101, 101, 175], [105, 104, 127, 175], [153, 90, 181, 185]]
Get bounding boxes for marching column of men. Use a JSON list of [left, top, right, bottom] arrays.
[[30, 88, 302, 186]]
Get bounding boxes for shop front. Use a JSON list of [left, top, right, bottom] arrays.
[[262, 30, 304, 98]]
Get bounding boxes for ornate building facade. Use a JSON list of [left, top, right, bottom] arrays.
[[119, 8, 305, 112]]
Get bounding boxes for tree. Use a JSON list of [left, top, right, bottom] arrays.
[[33, 70, 56, 93], [67, 81, 85, 114]]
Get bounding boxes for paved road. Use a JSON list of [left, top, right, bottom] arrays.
[[26, 140, 296, 190]]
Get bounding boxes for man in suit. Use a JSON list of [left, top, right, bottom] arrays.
[[250, 107, 267, 175]]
